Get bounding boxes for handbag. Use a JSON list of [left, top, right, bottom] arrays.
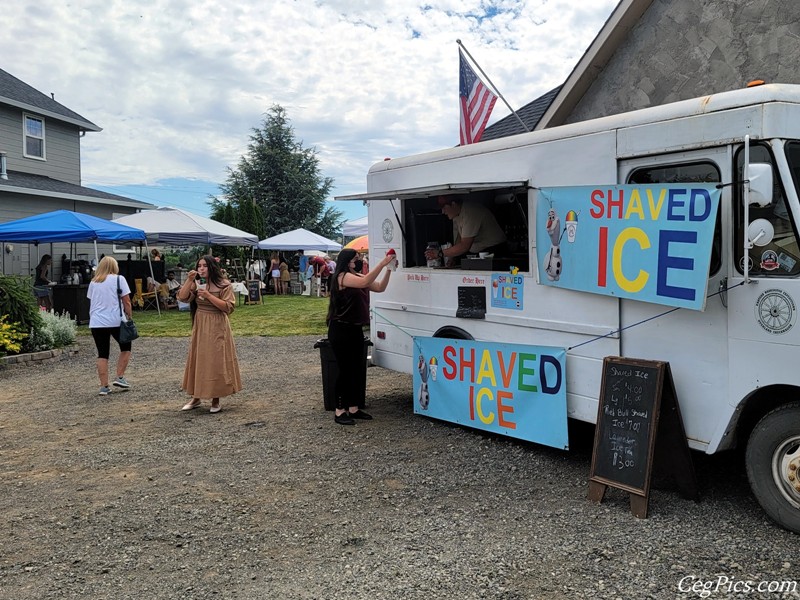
[[117, 276, 139, 343]]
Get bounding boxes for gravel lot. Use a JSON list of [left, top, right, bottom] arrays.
[[1, 335, 798, 600]]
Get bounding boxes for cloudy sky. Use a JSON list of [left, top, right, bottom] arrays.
[[6, 0, 619, 223]]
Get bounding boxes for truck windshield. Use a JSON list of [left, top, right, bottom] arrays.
[[785, 142, 800, 205], [734, 142, 800, 277]]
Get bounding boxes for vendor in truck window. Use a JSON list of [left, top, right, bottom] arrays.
[[424, 196, 507, 266]]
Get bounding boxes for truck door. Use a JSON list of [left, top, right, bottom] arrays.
[[729, 141, 800, 399], [619, 149, 730, 449]]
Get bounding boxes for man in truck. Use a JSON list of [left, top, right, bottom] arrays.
[[424, 195, 507, 266]]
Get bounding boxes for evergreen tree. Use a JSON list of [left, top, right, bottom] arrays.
[[218, 105, 343, 240]]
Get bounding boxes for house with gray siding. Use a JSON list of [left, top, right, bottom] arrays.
[[0, 67, 153, 279]]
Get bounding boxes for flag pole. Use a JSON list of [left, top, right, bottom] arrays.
[[457, 39, 530, 135]]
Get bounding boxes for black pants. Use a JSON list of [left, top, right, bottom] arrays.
[[327, 320, 366, 410], [91, 327, 132, 360]]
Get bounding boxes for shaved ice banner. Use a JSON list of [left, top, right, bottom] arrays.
[[537, 184, 721, 310], [413, 337, 568, 449]]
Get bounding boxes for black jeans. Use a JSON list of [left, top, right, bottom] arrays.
[[327, 320, 366, 410]]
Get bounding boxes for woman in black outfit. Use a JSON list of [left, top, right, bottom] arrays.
[[327, 248, 394, 425]]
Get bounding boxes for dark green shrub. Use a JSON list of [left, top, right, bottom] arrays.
[[0, 275, 43, 352]]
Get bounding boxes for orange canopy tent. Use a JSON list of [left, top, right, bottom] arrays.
[[344, 235, 369, 252]]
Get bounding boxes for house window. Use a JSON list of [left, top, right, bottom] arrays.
[[112, 212, 137, 254], [23, 114, 45, 159]]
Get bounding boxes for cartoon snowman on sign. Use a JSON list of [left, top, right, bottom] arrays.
[[543, 206, 562, 281], [417, 354, 430, 410]]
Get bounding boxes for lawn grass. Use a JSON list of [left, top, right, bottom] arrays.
[[77, 295, 331, 338]]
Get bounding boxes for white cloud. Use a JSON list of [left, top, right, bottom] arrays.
[[5, 0, 619, 199]]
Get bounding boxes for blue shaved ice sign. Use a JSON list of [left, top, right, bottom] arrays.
[[413, 337, 568, 449], [536, 184, 721, 310]]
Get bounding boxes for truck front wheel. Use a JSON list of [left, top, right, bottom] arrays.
[[745, 402, 800, 533]]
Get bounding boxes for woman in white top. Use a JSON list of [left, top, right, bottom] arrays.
[[86, 256, 133, 396]]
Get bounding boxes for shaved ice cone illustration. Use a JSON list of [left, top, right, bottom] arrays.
[[492, 279, 499, 298], [429, 356, 438, 381], [565, 210, 579, 243]]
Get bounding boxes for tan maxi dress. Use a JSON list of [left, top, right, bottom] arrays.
[[181, 283, 242, 398]]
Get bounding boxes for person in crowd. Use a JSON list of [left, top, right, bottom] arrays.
[[318, 257, 332, 297], [33, 254, 52, 310], [177, 255, 242, 413], [303, 259, 315, 295], [279, 259, 291, 295], [326, 248, 394, 425], [269, 252, 281, 294], [86, 256, 133, 396], [151, 248, 162, 262], [326, 256, 336, 296], [424, 196, 507, 266], [165, 270, 181, 300], [291, 249, 303, 273]]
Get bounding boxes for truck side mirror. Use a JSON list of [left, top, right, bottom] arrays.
[[747, 218, 775, 248], [747, 163, 773, 207]]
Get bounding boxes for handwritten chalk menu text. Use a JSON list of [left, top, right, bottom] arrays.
[[591, 359, 659, 492], [247, 280, 261, 303], [588, 356, 697, 519]]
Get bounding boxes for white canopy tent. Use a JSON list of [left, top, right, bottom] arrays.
[[342, 216, 368, 237], [256, 228, 341, 252], [113, 207, 258, 246]]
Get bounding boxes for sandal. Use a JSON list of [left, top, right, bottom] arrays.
[[181, 399, 201, 411]]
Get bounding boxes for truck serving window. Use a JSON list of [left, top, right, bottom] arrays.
[[402, 187, 529, 272], [734, 144, 800, 277], [627, 161, 722, 276]]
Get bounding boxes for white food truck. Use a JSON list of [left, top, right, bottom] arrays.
[[339, 84, 800, 533]]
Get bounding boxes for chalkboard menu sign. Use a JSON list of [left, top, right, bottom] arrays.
[[588, 356, 696, 518], [456, 286, 486, 319], [591, 358, 660, 493], [246, 280, 262, 304]]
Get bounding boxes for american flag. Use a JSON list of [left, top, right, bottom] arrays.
[[459, 49, 497, 145]]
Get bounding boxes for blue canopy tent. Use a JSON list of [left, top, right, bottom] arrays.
[[0, 210, 147, 244], [0, 210, 160, 315]]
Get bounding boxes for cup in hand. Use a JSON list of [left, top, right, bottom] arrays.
[[386, 249, 397, 271]]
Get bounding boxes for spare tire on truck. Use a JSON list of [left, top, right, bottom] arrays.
[[746, 402, 800, 533]]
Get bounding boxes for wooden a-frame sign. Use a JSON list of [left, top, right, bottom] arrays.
[[587, 357, 698, 518]]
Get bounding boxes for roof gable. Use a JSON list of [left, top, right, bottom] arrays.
[[480, 86, 562, 142], [537, 0, 653, 129], [0, 68, 101, 132]]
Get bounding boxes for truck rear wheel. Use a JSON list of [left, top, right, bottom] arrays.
[[745, 402, 800, 533], [432, 326, 473, 340]]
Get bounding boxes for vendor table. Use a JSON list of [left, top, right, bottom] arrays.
[[52, 284, 90, 325], [231, 282, 247, 305]]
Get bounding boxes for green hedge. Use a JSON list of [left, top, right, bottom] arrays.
[[0, 275, 43, 353]]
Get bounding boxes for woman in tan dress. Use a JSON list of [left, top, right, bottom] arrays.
[[177, 255, 242, 413]]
